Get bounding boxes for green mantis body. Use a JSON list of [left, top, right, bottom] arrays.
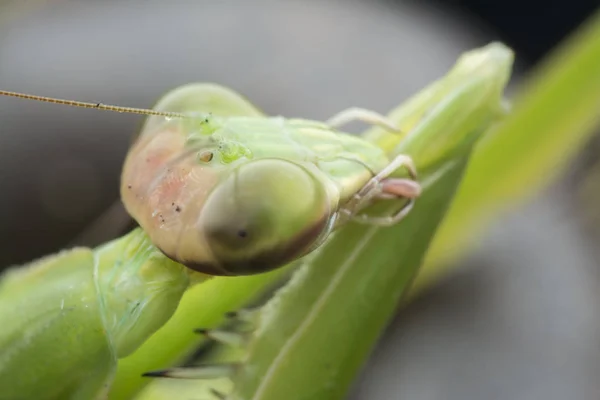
[[0, 83, 418, 400], [0, 230, 189, 400]]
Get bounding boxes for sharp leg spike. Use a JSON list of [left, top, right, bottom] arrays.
[[224, 308, 258, 323], [209, 388, 228, 399], [142, 364, 238, 380], [194, 328, 246, 347]]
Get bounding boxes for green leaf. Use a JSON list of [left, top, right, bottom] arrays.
[[416, 10, 600, 290]]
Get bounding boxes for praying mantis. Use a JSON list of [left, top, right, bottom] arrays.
[[0, 83, 421, 400]]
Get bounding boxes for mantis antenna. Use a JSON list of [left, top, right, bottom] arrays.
[[0, 89, 187, 119]]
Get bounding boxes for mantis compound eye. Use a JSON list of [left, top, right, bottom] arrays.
[[197, 159, 334, 275]]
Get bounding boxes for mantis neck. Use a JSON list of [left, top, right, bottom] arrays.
[[92, 228, 204, 358]]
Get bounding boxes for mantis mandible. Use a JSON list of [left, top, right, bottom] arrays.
[[0, 83, 420, 400]]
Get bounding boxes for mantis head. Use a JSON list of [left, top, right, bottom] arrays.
[[0, 85, 339, 277]]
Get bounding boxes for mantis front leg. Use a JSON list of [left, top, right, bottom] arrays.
[[335, 154, 421, 227], [326, 107, 403, 133], [327, 107, 422, 227]]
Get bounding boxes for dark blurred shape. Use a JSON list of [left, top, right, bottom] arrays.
[[431, 0, 599, 63]]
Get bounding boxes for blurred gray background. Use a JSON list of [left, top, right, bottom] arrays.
[[0, 1, 598, 399]]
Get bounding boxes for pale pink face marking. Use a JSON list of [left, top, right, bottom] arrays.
[[121, 126, 220, 263]]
